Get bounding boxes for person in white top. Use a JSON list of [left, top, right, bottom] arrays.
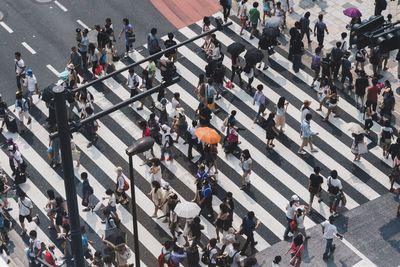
[[300, 100, 311, 131], [127, 68, 140, 98], [284, 195, 300, 239], [27, 230, 42, 264], [115, 167, 129, 205], [228, 242, 241, 267], [275, 97, 289, 133], [18, 192, 40, 235], [148, 181, 163, 217], [321, 216, 343, 260], [8, 143, 26, 176], [327, 170, 343, 216], [23, 68, 39, 105], [15, 52, 26, 90], [103, 188, 117, 213], [149, 158, 162, 184], [294, 207, 309, 238]]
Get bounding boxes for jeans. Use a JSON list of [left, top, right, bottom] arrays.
[[16, 75, 22, 90], [301, 30, 311, 42], [317, 34, 324, 47], [223, 6, 231, 21], [231, 65, 242, 85], [331, 62, 341, 78], [341, 70, 353, 85], [292, 54, 302, 73], [283, 216, 293, 238], [323, 238, 334, 258]]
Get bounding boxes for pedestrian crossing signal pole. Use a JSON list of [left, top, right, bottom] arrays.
[[52, 85, 85, 267], [126, 137, 155, 267]]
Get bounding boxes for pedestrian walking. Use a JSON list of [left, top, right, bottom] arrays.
[[294, 209, 309, 239], [237, 0, 249, 36], [160, 124, 174, 161], [88, 43, 101, 79], [14, 52, 26, 91], [330, 42, 344, 80], [14, 91, 31, 132], [366, 77, 381, 112], [244, 63, 255, 91], [44, 244, 57, 267], [215, 203, 230, 241], [199, 179, 214, 218], [127, 68, 140, 102], [201, 16, 212, 50], [258, 33, 271, 70], [340, 52, 353, 90], [300, 100, 311, 130], [81, 172, 94, 212], [239, 211, 260, 255], [115, 166, 129, 205], [164, 32, 178, 62], [274, 2, 286, 29], [275, 97, 289, 133], [354, 71, 369, 110], [249, 2, 261, 40], [148, 180, 163, 218], [396, 50, 400, 79], [298, 113, 319, 154], [48, 129, 61, 168], [262, 0, 274, 24], [388, 137, 400, 161], [370, 47, 381, 77], [81, 225, 94, 260], [327, 170, 342, 216], [374, 0, 387, 16], [264, 113, 280, 150], [203, 238, 219, 266], [323, 86, 339, 121], [240, 149, 253, 189], [363, 105, 374, 134], [119, 18, 135, 57], [355, 48, 368, 73], [147, 28, 161, 57], [389, 151, 400, 192], [83, 106, 99, 148], [78, 29, 89, 69], [314, 14, 329, 48], [220, 0, 232, 22], [18, 191, 40, 235], [321, 216, 343, 260], [188, 216, 204, 249], [22, 68, 39, 106], [351, 132, 368, 161], [300, 12, 312, 43], [287, 234, 304, 267], [7, 141, 27, 177], [205, 78, 217, 112], [380, 120, 393, 158], [310, 47, 322, 88], [149, 157, 162, 184], [26, 230, 42, 265], [308, 166, 323, 213], [253, 84, 267, 123], [283, 195, 299, 240], [44, 190, 56, 229], [102, 188, 117, 213], [187, 120, 203, 160], [291, 35, 304, 73]]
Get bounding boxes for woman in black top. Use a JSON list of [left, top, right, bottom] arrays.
[[265, 113, 280, 150], [354, 71, 369, 111]]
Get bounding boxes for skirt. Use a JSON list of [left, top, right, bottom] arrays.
[[275, 115, 285, 127], [351, 141, 368, 155]]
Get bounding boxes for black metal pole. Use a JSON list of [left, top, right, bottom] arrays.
[[52, 85, 85, 267], [128, 155, 140, 267]]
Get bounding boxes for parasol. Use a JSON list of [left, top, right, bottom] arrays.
[[195, 127, 221, 145], [104, 228, 127, 249], [343, 7, 362, 18], [346, 122, 365, 135], [244, 48, 264, 65], [265, 16, 283, 28], [174, 201, 201, 219], [227, 42, 246, 56]]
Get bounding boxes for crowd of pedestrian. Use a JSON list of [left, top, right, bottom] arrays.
[[0, 0, 399, 266]]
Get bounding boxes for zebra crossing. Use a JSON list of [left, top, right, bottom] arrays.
[[0, 14, 395, 266]]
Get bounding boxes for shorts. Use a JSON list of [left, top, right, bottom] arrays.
[[251, 22, 258, 29], [302, 137, 311, 146], [26, 90, 35, 98], [19, 214, 33, 224]]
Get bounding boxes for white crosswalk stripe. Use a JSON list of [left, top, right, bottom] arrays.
[[0, 14, 394, 266]]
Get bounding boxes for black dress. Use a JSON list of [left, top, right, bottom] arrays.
[[265, 119, 277, 140]]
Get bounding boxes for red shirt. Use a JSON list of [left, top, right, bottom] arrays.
[[142, 127, 150, 137], [366, 85, 381, 103], [45, 249, 56, 267]]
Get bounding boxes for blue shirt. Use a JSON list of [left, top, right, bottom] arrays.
[[201, 185, 212, 199], [81, 234, 89, 250], [301, 119, 315, 138]]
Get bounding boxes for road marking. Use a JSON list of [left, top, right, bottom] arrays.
[[21, 42, 37, 54], [46, 64, 59, 76], [54, 0, 68, 12], [0, 21, 13, 33], [76, 19, 91, 30]]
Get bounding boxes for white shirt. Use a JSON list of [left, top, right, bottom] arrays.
[[18, 197, 33, 216], [108, 194, 116, 207], [15, 59, 25, 75], [11, 150, 23, 165], [25, 75, 37, 92], [285, 202, 299, 219], [300, 106, 311, 124], [321, 221, 338, 239], [209, 247, 218, 264], [276, 107, 285, 116], [127, 73, 139, 89], [171, 97, 180, 111], [29, 238, 41, 250], [328, 177, 342, 190], [296, 213, 305, 229]]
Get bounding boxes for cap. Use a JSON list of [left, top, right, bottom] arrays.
[[115, 166, 123, 172], [67, 63, 75, 70], [291, 195, 300, 201]]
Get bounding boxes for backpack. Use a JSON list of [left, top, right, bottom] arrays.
[[327, 178, 340, 195], [201, 249, 211, 264], [157, 250, 172, 267]]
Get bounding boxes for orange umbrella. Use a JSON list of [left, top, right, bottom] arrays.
[[195, 127, 221, 145]]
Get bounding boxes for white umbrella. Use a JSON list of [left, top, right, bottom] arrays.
[[265, 16, 282, 28], [174, 202, 201, 219], [346, 122, 365, 135]]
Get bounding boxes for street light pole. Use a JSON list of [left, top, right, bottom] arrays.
[[52, 86, 85, 267], [126, 137, 155, 267]]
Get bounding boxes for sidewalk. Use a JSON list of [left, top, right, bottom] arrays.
[[251, 192, 400, 266], [230, 0, 400, 126]]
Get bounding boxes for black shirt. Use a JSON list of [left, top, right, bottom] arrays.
[[309, 173, 323, 188], [164, 39, 177, 56], [355, 77, 369, 96]]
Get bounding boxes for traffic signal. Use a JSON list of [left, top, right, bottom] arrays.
[[374, 27, 400, 53], [353, 15, 385, 49]]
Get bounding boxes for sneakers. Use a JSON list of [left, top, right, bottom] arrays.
[[298, 150, 307, 155]]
